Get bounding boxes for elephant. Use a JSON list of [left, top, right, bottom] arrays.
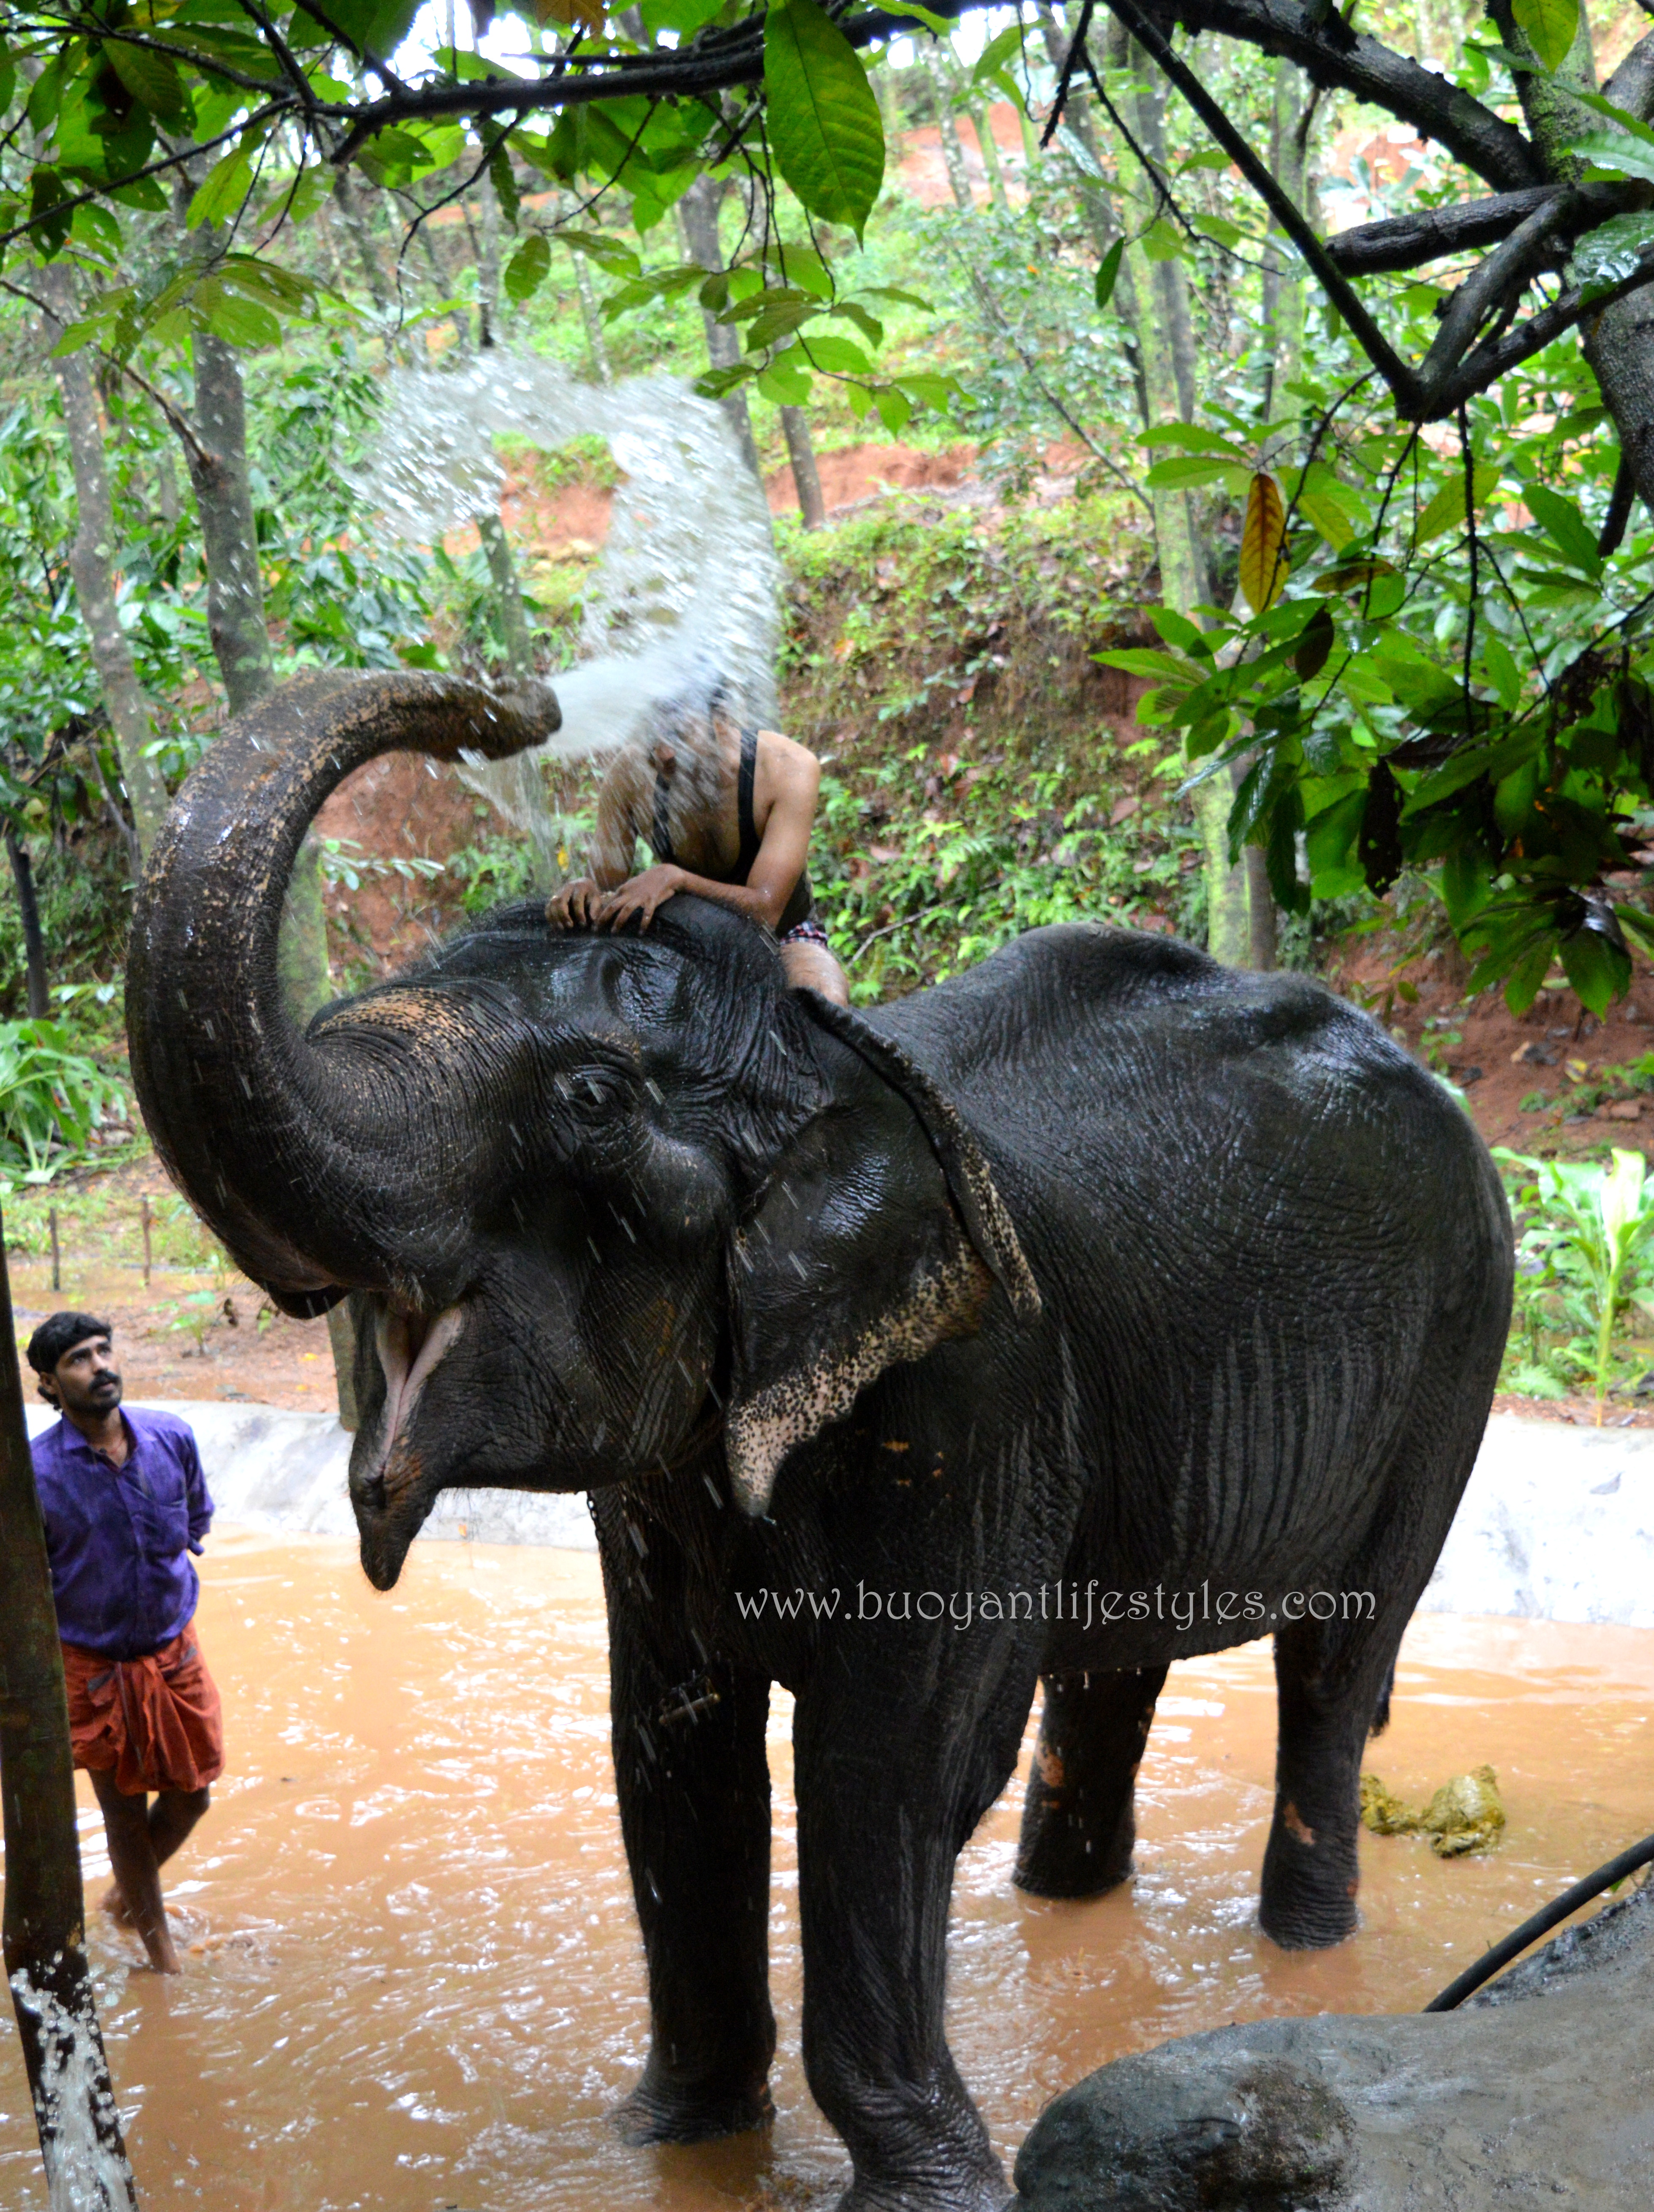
[[127, 671, 1514, 2212]]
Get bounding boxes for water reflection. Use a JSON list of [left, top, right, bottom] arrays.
[[3, 1532, 1651, 2209]]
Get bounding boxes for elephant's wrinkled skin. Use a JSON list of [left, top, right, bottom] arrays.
[[128, 673, 1513, 2212]]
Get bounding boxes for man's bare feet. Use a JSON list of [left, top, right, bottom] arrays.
[[100, 1880, 136, 1927]]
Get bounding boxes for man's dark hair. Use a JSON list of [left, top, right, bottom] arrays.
[[27, 1311, 112, 1374]]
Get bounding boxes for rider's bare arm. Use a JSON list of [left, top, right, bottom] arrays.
[[596, 737, 821, 935], [546, 760, 643, 928]]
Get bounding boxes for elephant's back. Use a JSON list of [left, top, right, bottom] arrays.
[[868, 924, 1510, 1614]]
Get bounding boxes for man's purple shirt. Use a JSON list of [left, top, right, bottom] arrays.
[[32, 1406, 214, 1660]]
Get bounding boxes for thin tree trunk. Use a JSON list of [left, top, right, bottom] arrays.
[[6, 834, 49, 1018], [36, 271, 170, 858], [479, 512, 533, 676], [677, 173, 765, 483], [1261, 59, 1308, 446], [570, 244, 612, 382], [333, 167, 394, 316], [185, 332, 275, 717], [1039, 10, 1151, 429], [921, 40, 976, 212], [781, 407, 827, 527], [0, 1234, 139, 2210], [1109, 32, 1250, 966], [967, 103, 1011, 212], [475, 184, 503, 348], [1124, 38, 1200, 424]]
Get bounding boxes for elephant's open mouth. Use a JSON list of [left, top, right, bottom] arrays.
[[351, 1303, 467, 1587]]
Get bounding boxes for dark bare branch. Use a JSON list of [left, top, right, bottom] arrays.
[[1603, 27, 1654, 119], [1420, 192, 1597, 390], [1328, 184, 1635, 275]]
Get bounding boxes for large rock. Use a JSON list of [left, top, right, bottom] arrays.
[[1013, 1876, 1654, 2209]]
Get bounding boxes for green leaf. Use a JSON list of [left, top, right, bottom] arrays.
[[1414, 461, 1501, 544], [1566, 131, 1654, 186], [1142, 218, 1183, 261], [764, 0, 886, 242], [800, 332, 871, 373], [756, 350, 812, 405], [1570, 209, 1654, 291], [892, 370, 959, 410], [1485, 632, 1523, 710], [196, 280, 281, 349], [876, 0, 957, 34], [1511, 0, 1579, 71], [1562, 918, 1630, 1015], [1298, 487, 1357, 549], [1094, 238, 1123, 312], [1524, 482, 1601, 574], [1368, 638, 1460, 714], [640, 0, 726, 35], [104, 41, 190, 125], [764, 242, 834, 298], [837, 299, 884, 347], [973, 24, 1023, 83], [558, 229, 641, 278], [1095, 648, 1201, 684], [489, 141, 521, 227], [505, 232, 551, 302], [1140, 422, 1247, 456], [187, 148, 253, 229], [873, 382, 912, 434], [744, 290, 817, 350], [695, 362, 757, 398], [1193, 211, 1243, 248], [1145, 454, 1249, 493], [1573, 91, 1654, 147]]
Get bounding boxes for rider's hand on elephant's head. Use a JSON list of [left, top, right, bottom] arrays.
[[547, 878, 602, 929]]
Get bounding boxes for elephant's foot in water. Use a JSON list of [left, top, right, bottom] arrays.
[[1014, 1798, 1136, 1899], [1258, 1791, 1361, 1950], [1012, 1665, 1166, 1900], [611, 2058, 774, 2146]]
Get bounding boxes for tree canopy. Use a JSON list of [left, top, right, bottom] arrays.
[[9, 0, 1654, 1007]]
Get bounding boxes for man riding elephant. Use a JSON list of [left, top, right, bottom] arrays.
[[127, 670, 1512, 2212]]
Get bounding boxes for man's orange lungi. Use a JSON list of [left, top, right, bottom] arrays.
[[60, 1627, 225, 1797]]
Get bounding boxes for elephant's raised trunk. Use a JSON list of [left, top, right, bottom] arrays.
[[127, 670, 559, 1311]]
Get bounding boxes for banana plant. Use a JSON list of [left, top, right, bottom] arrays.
[[1496, 1147, 1654, 1423]]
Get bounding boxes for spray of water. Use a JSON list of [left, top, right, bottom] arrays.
[[356, 354, 782, 870]]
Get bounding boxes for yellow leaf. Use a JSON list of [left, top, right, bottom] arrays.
[[537, 0, 605, 30], [1238, 471, 1288, 614]]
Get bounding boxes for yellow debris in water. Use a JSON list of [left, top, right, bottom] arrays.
[[1359, 1764, 1506, 1856]]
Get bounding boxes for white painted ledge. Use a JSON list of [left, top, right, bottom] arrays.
[[24, 1403, 1654, 1619]]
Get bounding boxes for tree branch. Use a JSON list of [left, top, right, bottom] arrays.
[[1418, 191, 1589, 391], [1327, 183, 1636, 275], [1099, 0, 1423, 411], [1152, 0, 1542, 189]]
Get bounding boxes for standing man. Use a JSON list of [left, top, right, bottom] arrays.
[[28, 1311, 223, 1974]]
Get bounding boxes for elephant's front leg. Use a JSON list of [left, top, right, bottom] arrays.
[[608, 1628, 776, 2145], [1014, 1664, 1167, 1899], [793, 1669, 1023, 2212]]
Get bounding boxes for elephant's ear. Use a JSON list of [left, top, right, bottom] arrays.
[[724, 993, 1039, 1517]]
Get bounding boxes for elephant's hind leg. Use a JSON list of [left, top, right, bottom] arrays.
[[1014, 1665, 1168, 1899], [1260, 1602, 1410, 1952]]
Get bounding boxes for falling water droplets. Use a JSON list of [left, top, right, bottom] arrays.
[[351, 353, 781, 871]]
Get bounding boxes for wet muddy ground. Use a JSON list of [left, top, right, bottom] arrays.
[[2, 1532, 1651, 2211]]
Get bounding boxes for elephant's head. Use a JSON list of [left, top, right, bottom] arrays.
[[128, 673, 1038, 1588]]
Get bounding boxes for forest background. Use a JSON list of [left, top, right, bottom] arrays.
[[4, 0, 1654, 1410]]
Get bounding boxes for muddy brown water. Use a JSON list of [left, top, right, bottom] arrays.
[[2, 1531, 1651, 2210]]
